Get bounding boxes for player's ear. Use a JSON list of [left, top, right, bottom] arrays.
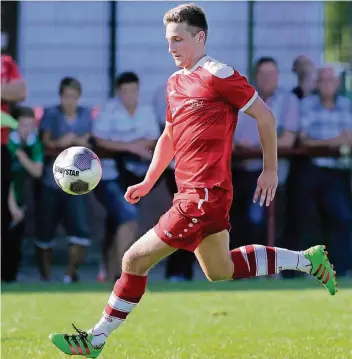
[[197, 31, 205, 44]]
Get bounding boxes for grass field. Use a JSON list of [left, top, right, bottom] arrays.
[[2, 278, 352, 359]]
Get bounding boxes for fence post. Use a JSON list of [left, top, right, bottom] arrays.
[[247, 1, 255, 83], [109, 1, 117, 97]]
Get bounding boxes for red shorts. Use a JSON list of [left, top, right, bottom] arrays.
[[154, 187, 232, 252]]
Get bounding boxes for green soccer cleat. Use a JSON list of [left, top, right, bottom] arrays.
[[49, 324, 104, 358], [303, 245, 338, 296]]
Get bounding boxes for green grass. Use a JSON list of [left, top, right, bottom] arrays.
[[2, 279, 352, 359]]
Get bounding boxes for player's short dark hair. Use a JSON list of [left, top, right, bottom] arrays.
[[13, 106, 35, 120], [115, 72, 139, 89], [59, 77, 82, 96], [254, 57, 279, 73], [163, 3, 208, 41]]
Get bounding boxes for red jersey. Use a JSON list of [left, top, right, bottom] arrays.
[[166, 55, 257, 192], [1, 55, 22, 144]]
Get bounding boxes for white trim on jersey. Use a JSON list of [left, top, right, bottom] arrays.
[[240, 91, 258, 112], [183, 55, 211, 75], [169, 68, 185, 78], [165, 120, 172, 126]]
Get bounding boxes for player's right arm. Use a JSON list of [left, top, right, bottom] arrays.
[[143, 123, 174, 186], [124, 106, 174, 204]]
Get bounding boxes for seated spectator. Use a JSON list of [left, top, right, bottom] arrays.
[[293, 65, 352, 277], [231, 57, 300, 247], [36, 77, 92, 283], [2, 107, 43, 282], [93, 72, 159, 281], [292, 55, 316, 100]]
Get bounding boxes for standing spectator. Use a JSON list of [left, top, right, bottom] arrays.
[[232, 57, 300, 247], [293, 66, 352, 277], [93, 72, 159, 281], [282, 55, 316, 278], [2, 107, 43, 282], [152, 82, 195, 281], [1, 54, 26, 255], [292, 55, 316, 100], [36, 77, 92, 283]]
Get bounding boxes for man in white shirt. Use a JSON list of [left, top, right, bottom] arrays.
[[93, 72, 160, 280]]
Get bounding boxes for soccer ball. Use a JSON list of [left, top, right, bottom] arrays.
[[52, 146, 102, 195]]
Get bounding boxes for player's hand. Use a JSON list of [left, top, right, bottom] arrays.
[[253, 169, 278, 207], [124, 181, 153, 204]]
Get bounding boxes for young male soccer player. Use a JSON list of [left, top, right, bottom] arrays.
[[49, 4, 337, 358]]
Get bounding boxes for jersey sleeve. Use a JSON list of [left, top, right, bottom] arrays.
[[213, 69, 258, 112]]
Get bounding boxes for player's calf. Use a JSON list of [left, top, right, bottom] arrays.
[[231, 245, 312, 278]]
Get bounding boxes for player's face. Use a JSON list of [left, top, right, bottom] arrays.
[[166, 22, 202, 68], [17, 116, 35, 140], [117, 82, 139, 109], [60, 87, 80, 113], [255, 62, 279, 96]]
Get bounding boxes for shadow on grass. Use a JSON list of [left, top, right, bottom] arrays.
[[2, 278, 352, 295]]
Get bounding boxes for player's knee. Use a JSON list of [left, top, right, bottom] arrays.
[[121, 247, 150, 276], [204, 270, 232, 282]]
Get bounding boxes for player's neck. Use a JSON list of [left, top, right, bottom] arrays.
[[184, 53, 207, 71]]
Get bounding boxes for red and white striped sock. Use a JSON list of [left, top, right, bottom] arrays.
[[230, 245, 311, 279], [90, 272, 147, 347]]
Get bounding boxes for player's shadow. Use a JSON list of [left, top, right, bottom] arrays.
[[2, 278, 352, 294]]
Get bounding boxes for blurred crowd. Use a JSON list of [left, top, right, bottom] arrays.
[[1, 53, 352, 285]]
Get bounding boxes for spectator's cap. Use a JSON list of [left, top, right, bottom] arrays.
[[115, 72, 139, 88], [59, 77, 82, 95]]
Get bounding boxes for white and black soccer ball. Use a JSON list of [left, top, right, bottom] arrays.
[[53, 146, 102, 195]]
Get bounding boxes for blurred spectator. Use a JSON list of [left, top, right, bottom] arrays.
[[36, 77, 92, 283], [292, 55, 316, 100], [231, 57, 300, 247], [2, 107, 43, 282], [293, 66, 352, 276], [93, 72, 159, 281], [1, 54, 26, 269], [153, 82, 195, 282], [282, 55, 317, 278]]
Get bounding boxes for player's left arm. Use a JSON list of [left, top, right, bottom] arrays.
[[213, 67, 278, 206], [244, 98, 278, 172], [1, 57, 27, 103], [213, 68, 277, 171]]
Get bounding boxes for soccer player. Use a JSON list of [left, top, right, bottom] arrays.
[[49, 4, 337, 358]]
